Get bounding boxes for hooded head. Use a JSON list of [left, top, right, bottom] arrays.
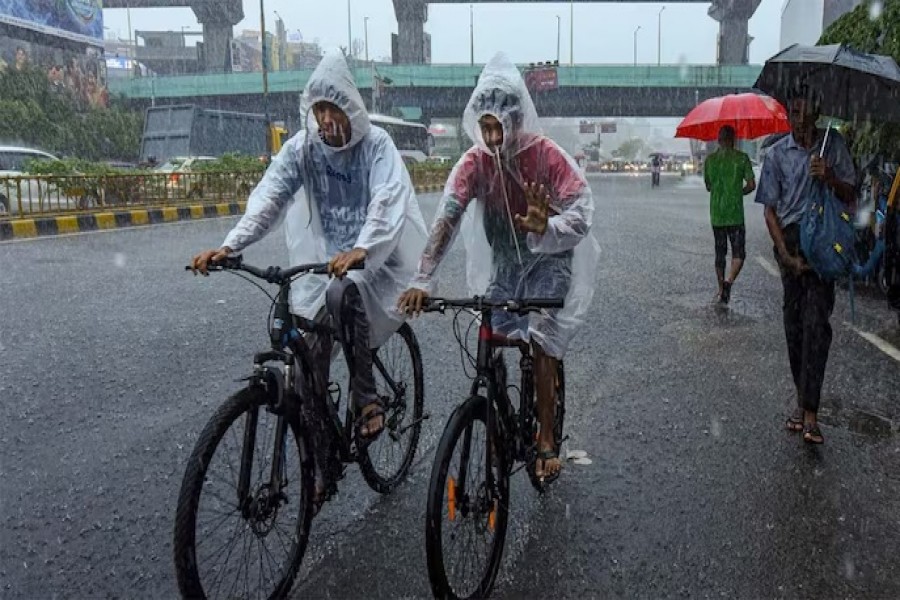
[[300, 50, 370, 152], [462, 52, 540, 157]]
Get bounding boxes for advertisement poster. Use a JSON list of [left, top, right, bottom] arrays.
[[0, 0, 103, 46], [0, 35, 108, 109], [523, 66, 559, 93]]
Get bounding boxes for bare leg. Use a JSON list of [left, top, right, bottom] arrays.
[[533, 343, 561, 478], [727, 258, 745, 285]]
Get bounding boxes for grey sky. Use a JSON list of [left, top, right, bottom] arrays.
[[102, 0, 786, 66]]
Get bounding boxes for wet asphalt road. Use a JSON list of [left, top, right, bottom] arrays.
[[1, 173, 899, 599]]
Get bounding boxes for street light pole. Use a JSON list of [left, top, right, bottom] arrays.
[[469, 4, 474, 66], [259, 0, 271, 163], [556, 15, 561, 64], [657, 6, 665, 66], [347, 0, 353, 59], [364, 17, 369, 63], [569, 1, 574, 66], [633, 25, 641, 68]]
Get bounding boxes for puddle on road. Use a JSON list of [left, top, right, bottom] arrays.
[[818, 404, 895, 438]]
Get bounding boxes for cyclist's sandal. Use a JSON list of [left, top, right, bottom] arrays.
[[355, 402, 386, 448], [785, 407, 804, 433], [803, 423, 824, 445], [536, 447, 562, 480]]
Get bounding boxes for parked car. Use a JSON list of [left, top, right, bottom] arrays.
[[0, 146, 60, 215]]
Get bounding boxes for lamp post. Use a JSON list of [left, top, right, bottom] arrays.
[[364, 16, 369, 63], [469, 4, 474, 66], [556, 16, 561, 64], [569, 1, 574, 66], [347, 0, 353, 58], [259, 0, 271, 163], [633, 25, 641, 68], [657, 6, 665, 66]]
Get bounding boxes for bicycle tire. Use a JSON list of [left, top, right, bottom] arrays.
[[359, 322, 425, 493], [425, 395, 510, 600], [526, 361, 566, 492], [173, 387, 316, 600]]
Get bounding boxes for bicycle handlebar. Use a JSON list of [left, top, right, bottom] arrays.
[[185, 255, 364, 284], [422, 296, 564, 315]]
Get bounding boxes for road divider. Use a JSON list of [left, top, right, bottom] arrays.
[[0, 202, 247, 241]]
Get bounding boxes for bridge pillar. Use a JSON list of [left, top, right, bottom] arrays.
[[192, 0, 243, 73], [709, 0, 761, 65], [393, 0, 428, 64]]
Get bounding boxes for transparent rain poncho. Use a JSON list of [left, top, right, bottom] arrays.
[[410, 52, 600, 359], [223, 50, 428, 348]]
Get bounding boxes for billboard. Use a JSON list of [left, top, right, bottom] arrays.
[[0, 0, 103, 46], [1, 34, 108, 109], [579, 120, 596, 134], [523, 66, 558, 93]]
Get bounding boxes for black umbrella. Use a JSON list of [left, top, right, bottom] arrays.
[[753, 43, 900, 123]]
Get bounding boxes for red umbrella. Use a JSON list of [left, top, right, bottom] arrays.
[[675, 93, 791, 141]]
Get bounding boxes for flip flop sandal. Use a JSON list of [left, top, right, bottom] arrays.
[[785, 408, 804, 433], [355, 403, 386, 450], [803, 423, 824, 445], [536, 448, 563, 483]]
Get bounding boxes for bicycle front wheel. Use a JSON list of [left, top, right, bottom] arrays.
[[425, 395, 509, 600], [173, 387, 315, 600]]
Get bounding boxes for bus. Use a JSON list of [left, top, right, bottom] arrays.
[[369, 114, 433, 166]]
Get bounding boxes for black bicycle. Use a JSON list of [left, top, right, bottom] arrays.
[[421, 296, 566, 599], [173, 256, 425, 599]]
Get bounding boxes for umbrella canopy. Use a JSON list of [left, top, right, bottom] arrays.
[[754, 43, 900, 123], [675, 93, 791, 141]]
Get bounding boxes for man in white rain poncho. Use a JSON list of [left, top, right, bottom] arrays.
[[399, 53, 599, 478], [192, 50, 428, 452]]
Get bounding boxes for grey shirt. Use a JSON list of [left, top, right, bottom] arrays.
[[755, 129, 856, 227]]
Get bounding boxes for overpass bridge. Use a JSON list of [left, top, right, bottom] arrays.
[[108, 63, 763, 122], [102, 0, 761, 74], [395, 1, 761, 65]]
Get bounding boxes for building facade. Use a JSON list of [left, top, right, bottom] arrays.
[[780, 0, 864, 49]]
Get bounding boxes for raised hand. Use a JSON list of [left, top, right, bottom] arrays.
[[514, 182, 550, 235]]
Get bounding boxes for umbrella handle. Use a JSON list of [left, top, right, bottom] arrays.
[[820, 120, 833, 158]]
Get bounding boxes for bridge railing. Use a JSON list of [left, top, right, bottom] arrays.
[[108, 63, 764, 98]]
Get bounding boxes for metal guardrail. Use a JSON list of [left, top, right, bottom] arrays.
[[0, 171, 264, 218], [0, 167, 450, 218]]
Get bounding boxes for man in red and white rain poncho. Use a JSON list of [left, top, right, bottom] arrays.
[[399, 52, 600, 478]]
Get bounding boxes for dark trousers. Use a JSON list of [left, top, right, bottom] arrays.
[[775, 224, 836, 413], [302, 278, 378, 412]]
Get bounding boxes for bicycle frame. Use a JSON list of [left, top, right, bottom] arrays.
[[457, 308, 537, 509], [235, 269, 411, 511]]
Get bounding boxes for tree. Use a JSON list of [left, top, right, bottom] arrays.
[[613, 137, 645, 161], [0, 67, 142, 161], [819, 0, 900, 160]]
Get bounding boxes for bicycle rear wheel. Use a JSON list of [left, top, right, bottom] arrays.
[[359, 322, 425, 493], [425, 395, 509, 600], [173, 387, 315, 600]]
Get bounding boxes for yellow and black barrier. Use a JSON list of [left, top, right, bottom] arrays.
[[0, 201, 247, 241]]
